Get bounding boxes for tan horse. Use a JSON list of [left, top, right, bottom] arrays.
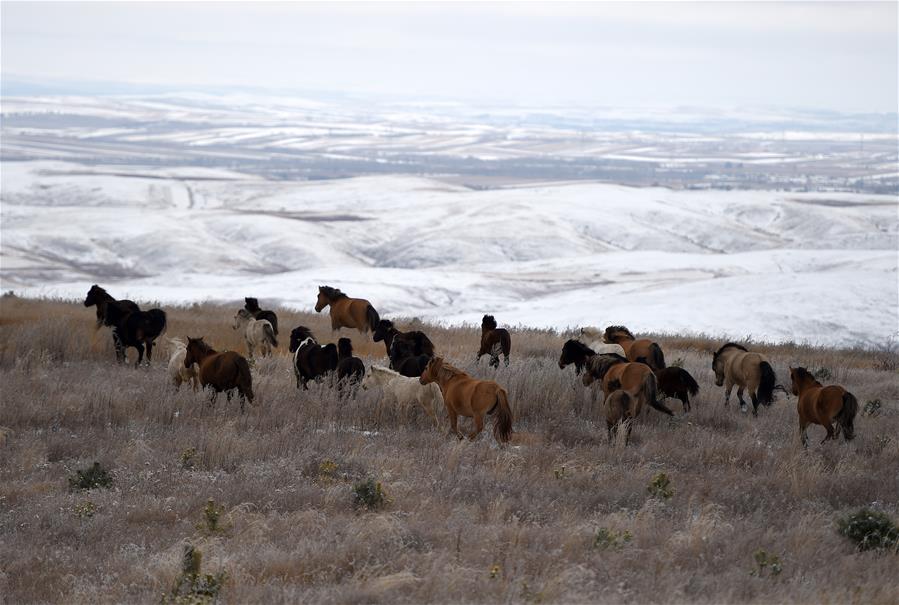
[[790, 366, 858, 447], [184, 337, 255, 412], [582, 354, 673, 443], [712, 343, 776, 415], [602, 326, 666, 370], [314, 286, 380, 334], [419, 357, 513, 443]]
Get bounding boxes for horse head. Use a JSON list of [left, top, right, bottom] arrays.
[[420, 356, 444, 385], [232, 309, 252, 330], [482, 315, 498, 331], [84, 284, 109, 307], [559, 339, 594, 371], [372, 319, 394, 343], [184, 336, 206, 368], [603, 325, 634, 344], [337, 337, 354, 359], [289, 327, 316, 353], [244, 297, 260, 312]]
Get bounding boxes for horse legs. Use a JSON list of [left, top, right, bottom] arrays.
[[821, 423, 836, 444], [447, 410, 463, 440], [144, 340, 154, 366], [503, 354, 510, 367], [723, 380, 734, 407], [469, 413, 485, 440], [133, 342, 145, 368], [750, 391, 760, 417], [489, 355, 499, 369], [736, 387, 748, 413], [799, 421, 809, 448]]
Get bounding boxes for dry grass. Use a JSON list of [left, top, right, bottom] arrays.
[[1, 294, 897, 604]]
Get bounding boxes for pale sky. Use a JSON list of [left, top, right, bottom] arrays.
[[2, 1, 897, 112]]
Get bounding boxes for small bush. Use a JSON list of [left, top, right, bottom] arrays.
[[837, 508, 899, 551], [180, 447, 197, 470], [196, 499, 226, 535], [750, 549, 783, 577], [648, 473, 674, 500], [73, 500, 97, 519], [353, 478, 387, 510], [594, 527, 632, 550], [813, 367, 833, 381], [553, 466, 566, 480], [68, 462, 113, 491], [670, 357, 685, 368], [489, 564, 501, 580], [863, 399, 882, 417], [166, 544, 227, 604]]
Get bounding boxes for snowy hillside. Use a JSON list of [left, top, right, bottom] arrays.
[[1, 160, 896, 347]]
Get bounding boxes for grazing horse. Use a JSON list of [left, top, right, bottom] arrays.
[[314, 286, 380, 334], [583, 354, 674, 414], [244, 297, 279, 335], [712, 343, 776, 415], [420, 356, 513, 443], [232, 309, 277, 358], [790, 366, 858, 447], [362, 364, 444, 428], [558, 339, 596, 374], [167, 338, 199, 391], [602, 326, 666, 370], [289, 327, 338, 389], [184, 337, 254, 411], [389, 338, 432, 378], [578, 327, 627, 356], [103, 302, 167, 366], [372, 319, 435, 360], [336, 337, 366, 390], [477, 315, 511, 368], [635, 356, 700, 413], [84, 284, 140, 330]]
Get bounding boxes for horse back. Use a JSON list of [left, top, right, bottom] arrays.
[[199, 351, 244, 389]]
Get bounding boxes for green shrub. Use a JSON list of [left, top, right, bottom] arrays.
[[73, 500, 97, 519], [180, 447, 197, 470], [353, 478, 387, 510], [863, 399, 882, 417], [648, 473, 674, 500], [813, 367, 833, 381], [166, 544, 227, 604], [837, 508, 899, 551], [68, 462, 113, 491], [196, 499, 226, 535], [593, 527, 632, 550], [750, 549, 783, 577]]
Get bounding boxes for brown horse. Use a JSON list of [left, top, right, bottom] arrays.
[[477, 315, 511, 368], [712, 343, 776, 415], [583, 353, 674, 413], [604, 382, 637, 444], [184, 337, 255, 411], [419, 356, 513, 443], [84, 284, 140, 330], [602, 326, 666, 370], [790, 366, 858, 447], [314, 286, 380, 335]]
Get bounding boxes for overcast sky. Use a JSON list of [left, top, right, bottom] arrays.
[[2, 1, 896, 112]]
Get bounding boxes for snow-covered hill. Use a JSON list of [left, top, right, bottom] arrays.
[[2, 160, 896, 347]]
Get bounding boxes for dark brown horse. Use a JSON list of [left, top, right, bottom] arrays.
[[97, 293, 167, 366], [373, 319, 435, 361], [84, 284, 139, 329], [603, 326, 666, 370], [337, 337, 366, 389], [790, 366, 858, 447], [389, 338, 432, 378], [244, 297, 279, 335], [184, 337, 254, 411], [477, 315, 511, 368], [583, 354, 674, 416], [558, 339, 595, 374], [289, 327, 338, 389], [314, 286, 380, 335], [635, 356, 700, 413]]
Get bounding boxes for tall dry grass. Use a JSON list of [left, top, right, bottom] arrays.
[[1, 294, 897, 604]]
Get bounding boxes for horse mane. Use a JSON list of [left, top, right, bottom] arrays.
[[792, 366, 820, 386], [714, 342, 747, 360], [564, 339, 595, 356], [598, 352, 629, 364], [244, 297, 260, 312], [289, 327, 316, 352], [188, 337, 216, 355], [236, 308, 253, 320], [604, 325, 634, 340], [482, 315, 498, 330], [438, 362, 469, 380], [319, 286, 347, 300], [585, 354, 625, 379]]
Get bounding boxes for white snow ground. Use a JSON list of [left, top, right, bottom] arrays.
[[1, 160, 897, 347]]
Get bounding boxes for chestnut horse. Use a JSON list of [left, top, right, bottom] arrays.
[[314, 286, 380, 334], [790, 366, 858, 447], [477, 314, 511, 368], [712, 343, 776, 415], [583, 353, 674, 415], [184, 337, 254, 411], [602, 326, 666, 370], [420, 356, 513, 443], [604, 382, 637, 444]]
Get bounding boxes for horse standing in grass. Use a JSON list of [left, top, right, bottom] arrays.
[[314, 286, 380, 334], [232, 309, 277, 358], [336, 338, 365, 393], [167, 338, 199, 391], [373, 319, 435, 360], [289, 327, 338, 389], [635, 356, 700, 413], [389, 339, 432, 378], [790, 366, 857, 447], [477, 315, 511, 368], [420, 357, 513, 443], [579, 327, 626, 356], [184, 337, 254, 411], [84, 284, 140, 330], [244, 297, 279, 335], [712, 343, 776, 415], [602, 326, 666, 370], [363, 364, 444, 428], [103, 301, 167, 366], [558, 339, 597, 374]]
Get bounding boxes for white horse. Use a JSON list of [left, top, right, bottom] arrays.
[[232, 309, 277, 358], [167, 338, 199, 391], [579, 326, 626, 356], [361, 364, 445, 428]]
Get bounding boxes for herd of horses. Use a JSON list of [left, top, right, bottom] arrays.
[[83, 284, 860, 447]]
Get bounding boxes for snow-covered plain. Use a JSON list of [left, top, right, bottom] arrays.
[[2, 160, 896, 347]]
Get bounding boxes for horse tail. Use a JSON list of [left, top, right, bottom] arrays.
[[492, 388, 514, 443], [366, 304, 380, 333], [758, 361, 776, 406], [500, 329, 512, 356], [236, 355, 254, 403], [263, 322, 278, 348], [642, 371, 673, 416], [648, 343, 666, 370], [837, 391, 858, 441], [681, 368, 700, 396]]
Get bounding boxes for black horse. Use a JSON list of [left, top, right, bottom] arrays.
[[636, 356, 700, 413], [558, 339, 595, 374], [336, 338, 365, 394], [372, 319, 434, 360], [244, 297, 279, 336], [289, 327, 338, 389], [389, 339, 431, 378], [101, 300, 167, 366], [84, 284, 140, 330]]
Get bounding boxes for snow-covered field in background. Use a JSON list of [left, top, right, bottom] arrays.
[[2, 160, 896, 347]]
